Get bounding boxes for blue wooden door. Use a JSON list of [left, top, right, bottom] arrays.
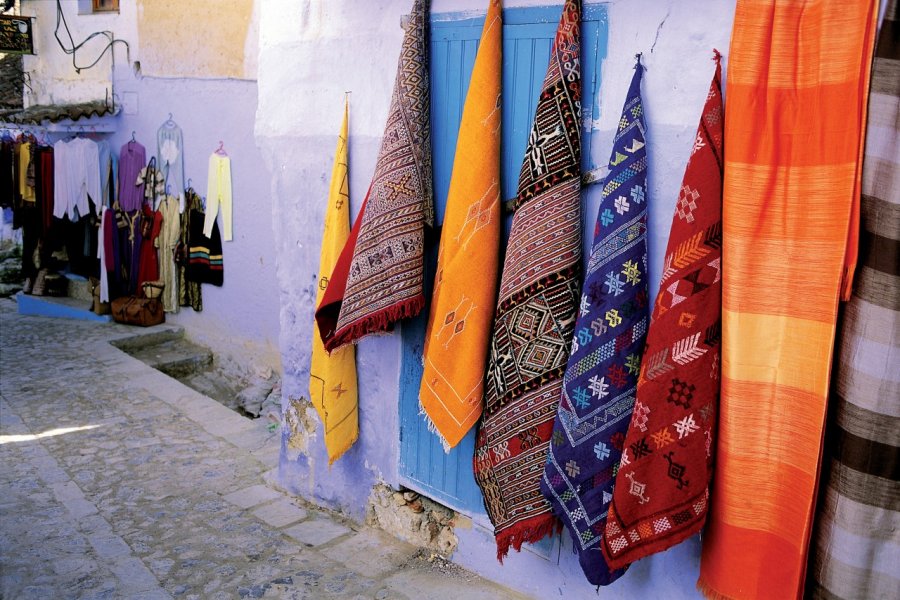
[[399, 4, 609, 517]]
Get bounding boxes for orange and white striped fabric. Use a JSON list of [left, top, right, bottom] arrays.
[[698, 1, 879, 599]]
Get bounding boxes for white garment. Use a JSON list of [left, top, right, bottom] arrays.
[[52, 138, 101, 219], [157, 122, 185, 212], [98, 206, 109, 303], [69, 138, 101, 219], [52, 140, 69, 219]]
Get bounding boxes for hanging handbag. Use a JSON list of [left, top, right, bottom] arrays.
[[110, 296, 165, 327]]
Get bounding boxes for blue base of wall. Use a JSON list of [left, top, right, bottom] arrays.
[[16, 291, 112, 323]]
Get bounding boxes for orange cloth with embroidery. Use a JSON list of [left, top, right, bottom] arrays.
[[698, 1, 879, 599], [419, 0, 502, 450]]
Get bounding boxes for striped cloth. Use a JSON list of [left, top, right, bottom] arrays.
[[473, 0, 582, 560], [697, 2, 880, 599], [808, 2, 900, 598], [419, 0, 502, 451]]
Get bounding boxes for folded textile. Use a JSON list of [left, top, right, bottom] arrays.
[[419, 0, 502, 451], [698, 1, 879, 598], [603, 53, 724, 570], [540, 56, 648, 586], [316, 0, 433, 352], [310, 98, 359, 465], [473, 0, 582, 560], [808, 2, 900, 598]]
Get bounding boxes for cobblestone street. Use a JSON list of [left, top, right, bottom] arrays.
[[0, 300, 522, 599]]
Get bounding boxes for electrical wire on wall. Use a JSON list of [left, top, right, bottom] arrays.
[[53, 0, 130, 74]]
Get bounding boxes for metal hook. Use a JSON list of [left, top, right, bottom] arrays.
[[167, 112, 173, 121], [131, 131, 136, 142]]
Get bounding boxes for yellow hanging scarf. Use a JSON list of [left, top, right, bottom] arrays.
[[309, 98, 359, 464]]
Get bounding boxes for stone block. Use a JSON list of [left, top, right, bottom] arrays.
[[221, 484, 281, 509], [50, 481, 97, 519], [109, 557, 161, 594], [321, 529, 415, 578], [283, 518, 351, 547], [88, 533, 133, 560], [251, 498, 308, 528]]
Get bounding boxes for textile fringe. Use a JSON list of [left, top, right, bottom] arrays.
[[326, 295, 425, 352], [495, 514, 561, 563], [327, 430, 359, 468], [418, 401, 452, 453], [696, 578, 738, 600]]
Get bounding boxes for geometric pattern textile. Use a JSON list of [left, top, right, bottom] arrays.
[[697, 2, 880, 599], [809, 2, 900, 598], [419, 0, 502, 450], [316, 0, 433, 352], [540, 57, 648, 587], [603, 54, 724, 570], [310, 98, 359, 465], [473, 0, 582, 561]]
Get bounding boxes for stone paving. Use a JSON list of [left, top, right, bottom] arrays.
[[0, 299, 523, 599]]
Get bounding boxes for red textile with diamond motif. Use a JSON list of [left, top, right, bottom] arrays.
[[601, 56, 724, 569]]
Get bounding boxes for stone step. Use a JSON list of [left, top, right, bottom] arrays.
[[110, 326, 185, 352], [123, 338, 213, 378]]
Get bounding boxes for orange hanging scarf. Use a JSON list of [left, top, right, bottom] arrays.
[[419, 0, 502, 450]]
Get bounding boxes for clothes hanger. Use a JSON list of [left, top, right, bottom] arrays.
[[164, 112, 176, 127], [215, 140, 228, 156]]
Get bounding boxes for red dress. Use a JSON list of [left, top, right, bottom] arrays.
[[135, 203, 163, 296]]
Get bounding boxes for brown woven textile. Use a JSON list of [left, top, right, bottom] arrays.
[[473, 0, 582, 560], [316, 0, 433, 351]]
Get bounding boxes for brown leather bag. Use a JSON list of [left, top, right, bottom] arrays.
[[110, 296, 164, 327]]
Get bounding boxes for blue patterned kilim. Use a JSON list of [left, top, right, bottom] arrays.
[[541, 59, 648, 586]]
